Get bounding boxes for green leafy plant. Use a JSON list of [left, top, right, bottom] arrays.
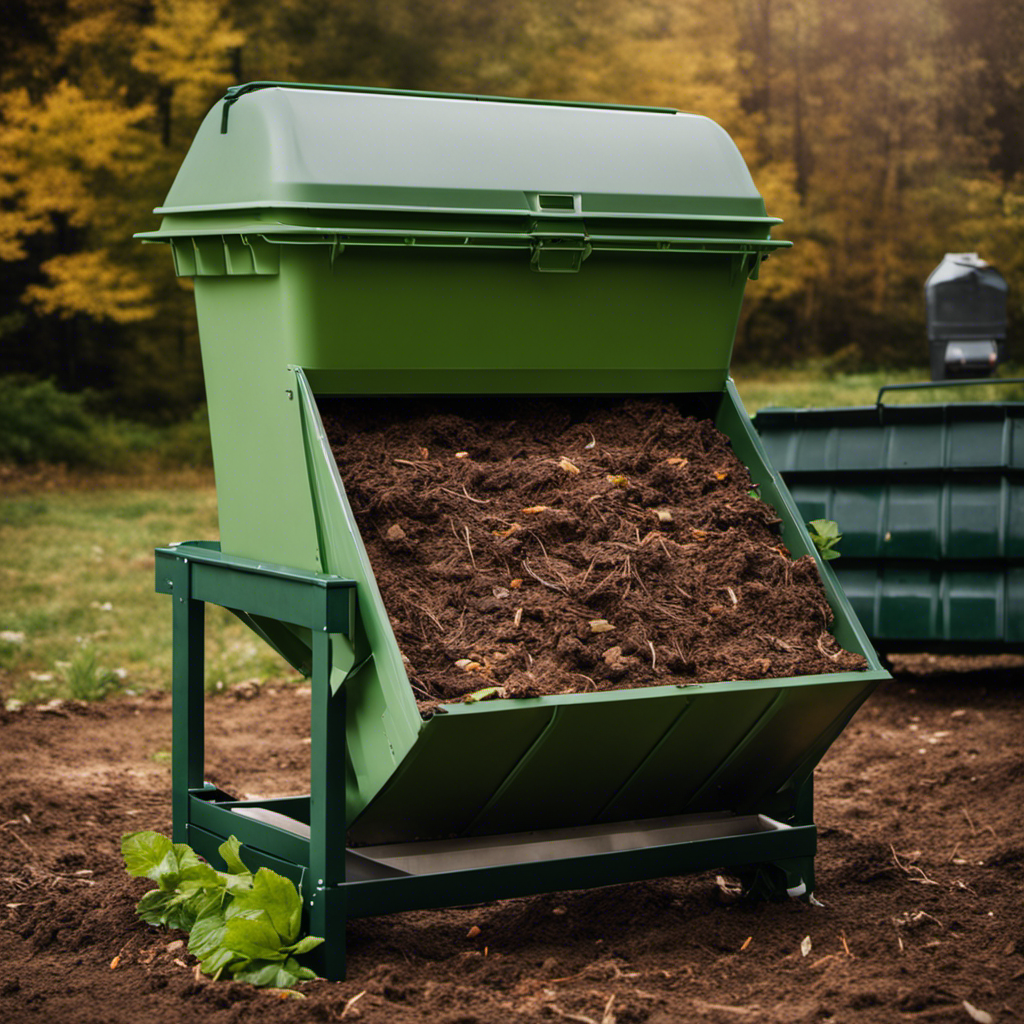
[[806, 519, 842, 561], [121, 831, 323, 988]]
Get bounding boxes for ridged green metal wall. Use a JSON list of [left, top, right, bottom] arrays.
[[755, 400, 1024, 650]]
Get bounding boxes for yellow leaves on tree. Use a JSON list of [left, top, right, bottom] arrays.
[[132, 0, 245, 128], [0, 82, 152, 258], [26, 251, 154, 324]]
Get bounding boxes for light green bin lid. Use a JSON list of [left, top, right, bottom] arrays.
[[141, 82, 788, 244]]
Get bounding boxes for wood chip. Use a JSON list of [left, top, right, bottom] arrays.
[[455, 451, 469, 458], [666, 457, 688, 466], [962, 1001, 994, 1024], [740, 936, 752, 951], [467, 925, 481, 938], [109, 955, 120, 969], [509, 578, 523, 588], [492, 523, 521, 538], [522, 505, 551, 514], [655, 509, 673, 523], [558, 457, 580, 475], [800, 936, 812, 957], [589, 619, 614, 634]]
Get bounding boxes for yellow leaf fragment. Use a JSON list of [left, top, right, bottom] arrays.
[[655, 509, 673, 523], [606, 474, 629, 488], [558, 457, 580, 475], [714, 470, 729, 481], [691, 529, 708, 540], [455, 451, 469, 459], [509, 578, 523, 589], [589, 619, 614, 634], [465, 686, 506, 703]]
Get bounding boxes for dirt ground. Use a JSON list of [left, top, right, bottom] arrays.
[[0, 655, 1021, 1024]]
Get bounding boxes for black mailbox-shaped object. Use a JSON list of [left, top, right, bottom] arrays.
[[926, 252, 1008, 381]]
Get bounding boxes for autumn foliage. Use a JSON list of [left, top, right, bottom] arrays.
[[2, 0, 1023, 415]]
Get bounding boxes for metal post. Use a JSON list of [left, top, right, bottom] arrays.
[[170, 556, 205, 845], [307, 619, 348, 980]]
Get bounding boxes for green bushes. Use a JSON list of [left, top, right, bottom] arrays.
[[0, 376, 211, 470]]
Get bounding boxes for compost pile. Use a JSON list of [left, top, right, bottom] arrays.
[[320, 397, 865, 715]]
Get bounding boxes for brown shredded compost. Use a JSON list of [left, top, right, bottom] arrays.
[[319, 396, 866, 716]]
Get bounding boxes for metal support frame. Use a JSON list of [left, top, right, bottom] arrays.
[[156, 541, 818, 981]]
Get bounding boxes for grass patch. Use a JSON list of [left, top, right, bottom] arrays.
[[732, 361, 1024, 411], [0, 480, 299, 706]]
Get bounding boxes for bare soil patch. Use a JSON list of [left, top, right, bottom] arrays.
[[1, 658, 1021, 1023], [321, 397, 864, 715]]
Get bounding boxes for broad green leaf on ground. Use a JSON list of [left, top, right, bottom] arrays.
[[231, 957, 319, 988], [123, 831, 321, 988], [227, 869, 302, 944], [218, 835, 250, 876], [220, 916, 289, 962]]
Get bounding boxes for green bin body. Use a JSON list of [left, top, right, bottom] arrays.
[[142, 84, 887, 976]]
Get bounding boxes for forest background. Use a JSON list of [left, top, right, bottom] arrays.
[[2, 0, 1024, 433]]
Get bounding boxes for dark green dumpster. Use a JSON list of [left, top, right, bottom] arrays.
[[140, 82, 887, 979], [755, 380, 1024, 652]]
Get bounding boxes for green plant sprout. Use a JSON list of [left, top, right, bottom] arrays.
[[65, 647, 120, 701], [806, 519, 842, 561], [122, 831, 323, 988]]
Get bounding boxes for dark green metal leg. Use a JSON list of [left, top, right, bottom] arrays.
[[308, 626, 348, 980], [170, 558, 205, 845], [740, 774, 817, 900]]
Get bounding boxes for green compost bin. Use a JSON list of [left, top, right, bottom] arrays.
[[141, 83, 888, 978], [755, 382, 1024, 651]]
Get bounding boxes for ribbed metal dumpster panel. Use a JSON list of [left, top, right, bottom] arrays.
[[755, 401, 1024, 650], [348, 673, 872, 845]]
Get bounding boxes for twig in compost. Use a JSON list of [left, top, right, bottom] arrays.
[[647, 641, 657, 670], [840, 931, 852, 957], [816, 636, 841, 661], [393, 458, 431, 467], [439, 486, 491, 504], [601, 994, 616, 1024], [340, 990, 367, 1018], [548, 1006, 598, 1024], [947, 842, 962, 863], [962, 807, 978, 836], [889, 844, 939, 885], [522, 559, 569, 594], [0, 821, 37, 858], [408, 679, 434, 700], [463, 526, 476, 569]]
